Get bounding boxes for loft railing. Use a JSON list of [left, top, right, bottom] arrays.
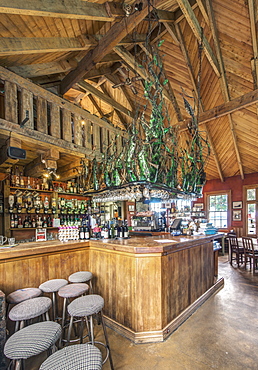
[[0, 66, 125, 160]]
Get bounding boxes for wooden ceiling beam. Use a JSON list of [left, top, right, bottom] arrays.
[[77, 80, 133, 119], [0, 0, 124, 21], [163, 23, 180, 45], [248, 0, 258, 89], [205, 0, 244, 179], [60, 0, 162, 94], [195, 0, 209, 25], [176, 0, 220, 77], [0, 35, 146, 56], [179, 88, 258, 128], [88, 94, 105, 117], [9, 60, 77, 79]]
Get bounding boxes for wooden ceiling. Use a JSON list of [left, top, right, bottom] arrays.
[[0, 0, 257, 182]]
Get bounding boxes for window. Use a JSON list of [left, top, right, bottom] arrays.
[[244, 186, 258, 236], [206, 192, 229, 229]]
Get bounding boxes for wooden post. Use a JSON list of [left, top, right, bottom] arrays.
[[84, 120, 92, 151], [5, 81, 18, 123], [92, 124, 100, 152], [50, 103, 60, 138], [62, 109, 72, 142], [37, 96, 48, 134], [21, 88, 33, 129], [73, 114, 82, 146]]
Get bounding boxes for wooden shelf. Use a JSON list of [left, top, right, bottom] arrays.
[[10, 186, 53, 193]]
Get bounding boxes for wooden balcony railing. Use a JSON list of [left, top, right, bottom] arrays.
[[0, 66, 125, 160]]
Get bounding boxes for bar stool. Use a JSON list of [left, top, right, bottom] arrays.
[[6, 287, 42, 319], [39, 343, 102, 370], [58, 283, 89, 344], [39, 279, 68, 321], [9, 296, 52, 331], [4, 321, 62, 370], [67, 294, 114, 370], [68, 271, 93, 293]]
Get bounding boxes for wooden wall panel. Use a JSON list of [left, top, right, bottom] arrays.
[[4, 81, 17, 123], [37, 96, 48, 134], [62, 109, 72, 142], [20, 88, 33, 129], [0, 248, 90, 296], [161, 242, 214, 327]]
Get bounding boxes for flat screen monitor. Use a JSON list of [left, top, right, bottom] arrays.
[[171, 218, 182, 230]]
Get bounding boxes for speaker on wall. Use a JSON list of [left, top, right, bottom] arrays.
[[7, 147, 26, 160]]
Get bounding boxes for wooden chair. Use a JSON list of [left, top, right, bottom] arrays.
[[241, 237, 258, 274], [227, 236, 245, 267]]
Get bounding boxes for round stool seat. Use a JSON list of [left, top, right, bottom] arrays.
[[39, 279, 68, 293], [39, 343, 102, 370], [7, 288, 42, 304], [4, 321, 62, 360], [58, 283, 89, 298], [68, 295, 104, 317], [9, 297, 52, 321], [68, 271, 93, 283]]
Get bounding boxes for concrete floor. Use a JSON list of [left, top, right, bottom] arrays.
[[25, 255, 258, 369]]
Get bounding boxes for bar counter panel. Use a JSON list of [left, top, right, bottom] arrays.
[[0, 235, 223, 343]]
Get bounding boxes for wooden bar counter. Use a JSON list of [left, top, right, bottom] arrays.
[[0, 234, 224, 343]]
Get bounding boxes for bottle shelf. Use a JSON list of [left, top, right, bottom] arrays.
[[10, 227, 59, 230], [10, 186, 53, 193]]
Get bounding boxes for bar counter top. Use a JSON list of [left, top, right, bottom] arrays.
[[0, 233, 223, 260]]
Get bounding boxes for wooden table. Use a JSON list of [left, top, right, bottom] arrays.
[[0, 234, 224, 343]]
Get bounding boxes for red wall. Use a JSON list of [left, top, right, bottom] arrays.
[[194, 173, 258, 229]]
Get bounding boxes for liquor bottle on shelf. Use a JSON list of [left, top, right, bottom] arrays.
[[27, 176, 32, 189], [79, 225, 85, 240], [11, 168, 15, 187], [10, 214, 15, 228], [8, 195, 15, 213], [84, 222, 90, 240], [20, 170, 24, 188], [28, 216, 32, 228], [114, 221, 118, 238], [123, 221, 129, 238], [47, 215, 52, 227], [51, 197, 57, 214], [43, 196, 49, 214], [18, 215, 23, 228], [103, 223, 109, 239], [31, 216, 36, 228], [23, 216, 29, 228], [42, 216, 48, 228], [14, 214, 18, 228], [15, 166, 20, 187]]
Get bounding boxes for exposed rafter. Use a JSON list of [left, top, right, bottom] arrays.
[[0, 35, 147, 56], [179, 89, 258, 129], [205, 0, 244, 179], [173, 23, 224, 182], [100, 84, 128, 130], [176, 0, 220, 76], [61, 0, 162, 94], [248, 0, 258, 89], [77, 80, 133, 119]]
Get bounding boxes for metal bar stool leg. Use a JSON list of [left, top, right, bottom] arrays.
[[66, 316, 74, 346], [100, 310, 114, 370]]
